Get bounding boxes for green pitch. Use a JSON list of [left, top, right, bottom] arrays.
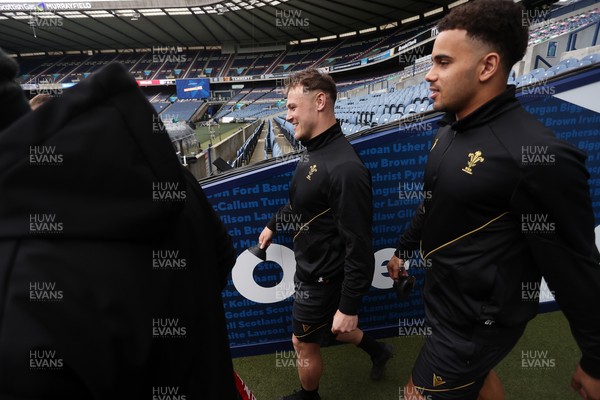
[[233, 311, 580, 399]]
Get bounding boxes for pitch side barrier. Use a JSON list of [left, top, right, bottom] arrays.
[[200, 65, 600, 358]]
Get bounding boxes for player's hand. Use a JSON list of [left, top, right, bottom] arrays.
[[258, 227, 273, 249], [571, 364, 600, 400], [331, 310, 358, 335], [386, 255, 408, 281]]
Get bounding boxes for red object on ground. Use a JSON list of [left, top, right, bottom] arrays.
[[234, 370, 257, 400]]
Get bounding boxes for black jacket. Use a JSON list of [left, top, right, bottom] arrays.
[[268, 122, 374, 315], [395, 86, 600, 378], [0, 63, 238, 399]]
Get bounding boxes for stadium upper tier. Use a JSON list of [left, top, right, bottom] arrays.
[[15, 24, 427, 84], [15, 5, 599, 85]]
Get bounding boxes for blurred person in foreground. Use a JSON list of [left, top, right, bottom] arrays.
[[386, 1, 600, 399], [257, 68, 393, 400], [0, 48, 238, 399], [0, 48, 30, 129]]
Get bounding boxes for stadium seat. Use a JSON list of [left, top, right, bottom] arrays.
[[342, 123, 351, 135], [580, 53, 600, 65], [390, 113, 403, 122], [515, 73, 533, 87], [528, 68, 547, 83], [416, 103, 428, 113], [559, 57, 579, 69], [404, 104, 417, 114], [508, 69, 516, 84], [542, 70, 556, 79], [548, 64, 569, 76]]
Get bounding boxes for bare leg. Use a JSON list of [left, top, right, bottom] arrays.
[[335, 328, 363, 345], [292, 334, 322, 391], [404, 376, 428, 400], [477, 370, 504, 400]]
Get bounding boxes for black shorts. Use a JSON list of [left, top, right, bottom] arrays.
[[410, 317, 520, 400], [291, 279, 341, 346]]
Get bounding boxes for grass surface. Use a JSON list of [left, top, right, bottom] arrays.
[[233, 311, 581, 400], [195, 122, 249, 149]]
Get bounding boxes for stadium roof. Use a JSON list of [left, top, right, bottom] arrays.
[[0, 0, 464, 55]]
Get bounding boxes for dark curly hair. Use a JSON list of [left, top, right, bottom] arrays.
[[284, 68, 337, 103], [437, 0, 529, 74]]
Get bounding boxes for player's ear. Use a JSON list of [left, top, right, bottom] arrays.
[[479, 52, 501, 83], [315, 91, 326, 111]]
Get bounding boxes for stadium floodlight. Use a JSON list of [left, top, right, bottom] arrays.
[[424, 7, 444, 17], [402, 15, 420, 24], [164, 8, 192, 15], [216, 4, 227, 15]]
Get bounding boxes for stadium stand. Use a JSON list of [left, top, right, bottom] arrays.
[[4, 0, 600, 170], [159, 100, 203, 122], [230, 120, 264, 168]]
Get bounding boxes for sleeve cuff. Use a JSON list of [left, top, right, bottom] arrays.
[[338, 295, 360, 316], [580, 356, 600, 379], [266, 215, 277, 232]]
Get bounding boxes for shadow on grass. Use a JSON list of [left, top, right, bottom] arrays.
[[233, 312, 581, 399]]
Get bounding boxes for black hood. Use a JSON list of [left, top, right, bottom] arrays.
[[0, 62, 185, 240], [0, 47, 31, 131]]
